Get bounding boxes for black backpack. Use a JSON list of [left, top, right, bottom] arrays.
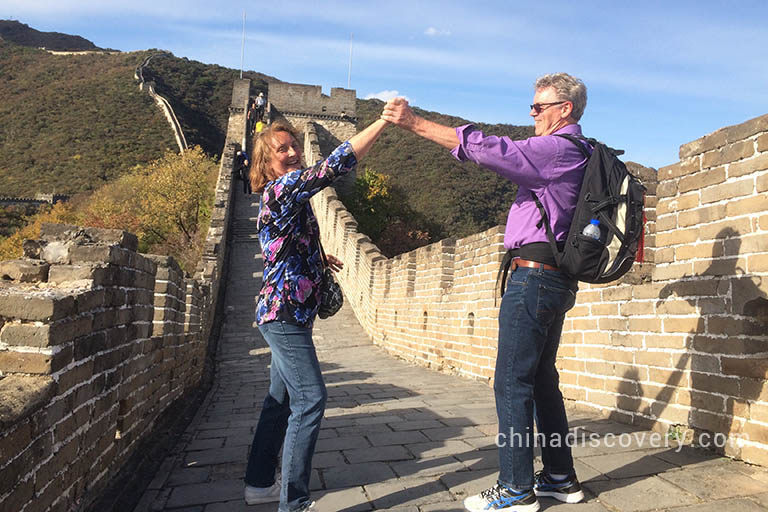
[[532, 134, 646, 283]]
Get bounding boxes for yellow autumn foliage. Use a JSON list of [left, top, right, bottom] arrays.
[[0, 146, 218, 273]]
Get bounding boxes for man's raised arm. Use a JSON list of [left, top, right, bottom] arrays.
[[381, 97, 460, 150]]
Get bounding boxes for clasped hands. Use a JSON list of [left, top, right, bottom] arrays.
[[380, 97, 417, 129]]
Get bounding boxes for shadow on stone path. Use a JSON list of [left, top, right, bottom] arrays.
[[134, 186, 768, 512]]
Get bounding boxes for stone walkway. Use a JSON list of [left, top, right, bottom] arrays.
[[134, 186, 768, 512]]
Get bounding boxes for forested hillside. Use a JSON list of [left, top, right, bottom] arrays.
[[355, 98, 534, 241], [0, 43, 177, 196], [0, 37, 277, 197], [140, 55, 277, 156]]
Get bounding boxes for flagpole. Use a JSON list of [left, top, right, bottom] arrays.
[[240, 11, 246, 79], [347, 33, 353, 89]]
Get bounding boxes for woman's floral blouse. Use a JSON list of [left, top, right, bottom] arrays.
[[256, 141, 357, 327]]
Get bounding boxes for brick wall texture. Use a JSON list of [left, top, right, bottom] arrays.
[[0, 79, 248, 512], [310, 112, 768, 467]]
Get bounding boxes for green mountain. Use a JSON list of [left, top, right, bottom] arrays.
[[0, 43, 177, 196], [0, 20, 105, 51], [0, 24, 277, 197]]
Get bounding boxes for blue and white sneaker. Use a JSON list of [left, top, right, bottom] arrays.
[[533, 471, 585, 503], [463, 483, 540, 511]]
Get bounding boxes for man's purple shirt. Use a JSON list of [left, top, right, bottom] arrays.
[[451, 123, 589, 250]]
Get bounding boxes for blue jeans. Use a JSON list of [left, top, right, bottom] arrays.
[[494, 266, 578, 489], [245, 322, 327, 512]]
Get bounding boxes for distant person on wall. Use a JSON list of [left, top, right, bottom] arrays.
[[243, 117, 389, 511], [255, 119, 265, 134], [247, 101, 257, 136], [255, 91, 266, 120], [382, 73, 589, 512], [235, 149, 251, 194]]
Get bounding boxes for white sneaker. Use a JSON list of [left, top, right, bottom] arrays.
[[244, 479, 280, 505]]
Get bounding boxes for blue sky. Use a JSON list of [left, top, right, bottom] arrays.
[[4, 0, 768, 169]]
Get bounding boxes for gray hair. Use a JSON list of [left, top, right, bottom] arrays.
[[534, 73, 588, 121]]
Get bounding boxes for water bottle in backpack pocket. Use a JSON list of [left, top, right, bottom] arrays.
[[564, 218, 607, 281], [582, 219, 601, 240]]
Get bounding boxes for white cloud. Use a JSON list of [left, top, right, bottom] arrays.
[[424, 27, 450, 37], [364, 90, 408, 102]]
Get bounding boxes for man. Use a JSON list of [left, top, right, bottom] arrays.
[[255, 91, 266, 120], [235, 149, 250, 194], [381, 73, 589, 512]]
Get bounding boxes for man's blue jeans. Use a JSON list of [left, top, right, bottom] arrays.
[[245, 321, 327, 512], [494, 265, 578, 490]]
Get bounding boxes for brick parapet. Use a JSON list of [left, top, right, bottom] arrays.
[[0, 227, 215, 512], [193, 79, 246, 346], [184, 279, 203, 335], [146, 255, 185, 337], [0, 79, 248, 512], [312, 112, 768, 466], [0, 225, 162, 511]]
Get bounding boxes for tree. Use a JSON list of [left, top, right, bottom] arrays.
[[0, 147, 219, 273], [81, 146, 218, 271], [342, 167, 432, 257]]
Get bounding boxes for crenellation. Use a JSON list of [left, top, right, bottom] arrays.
[[724, 113, 768, 145], [269, 83, 356, 118]]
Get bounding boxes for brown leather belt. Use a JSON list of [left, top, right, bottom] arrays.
[[511, 258, 560, 272]]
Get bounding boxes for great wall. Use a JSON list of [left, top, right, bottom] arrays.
[[134, 53, 188, 153], [1, 78, 767, 511], [0, 195, 69, 209]]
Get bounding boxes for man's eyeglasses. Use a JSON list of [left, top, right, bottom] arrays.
[[530, 101, 566, 113]]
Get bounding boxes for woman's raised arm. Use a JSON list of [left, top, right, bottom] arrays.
[[348, 119, 389, 159]]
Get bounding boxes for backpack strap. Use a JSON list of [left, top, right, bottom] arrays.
[[495, 250, 516, 299], [531, 192, 563, 267], [554, 133, 592, 159], [530, 133, 593, 267]]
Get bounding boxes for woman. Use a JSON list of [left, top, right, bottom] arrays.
[[244, 117, 389, 511]]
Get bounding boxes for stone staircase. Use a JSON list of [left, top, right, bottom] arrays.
[[230, 216, 260, 244]]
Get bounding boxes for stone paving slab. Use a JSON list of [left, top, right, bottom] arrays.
[[578, 448, 680, 479], [133, 186, 768, 512], [365, 477, 453, 508], [658, 462, 768, 501], [324, 462, 398, 489], [584, 476, 700, 511], [670, 499, 768, 512]]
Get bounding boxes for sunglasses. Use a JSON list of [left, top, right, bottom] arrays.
[[530, 101, 567, 113]]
